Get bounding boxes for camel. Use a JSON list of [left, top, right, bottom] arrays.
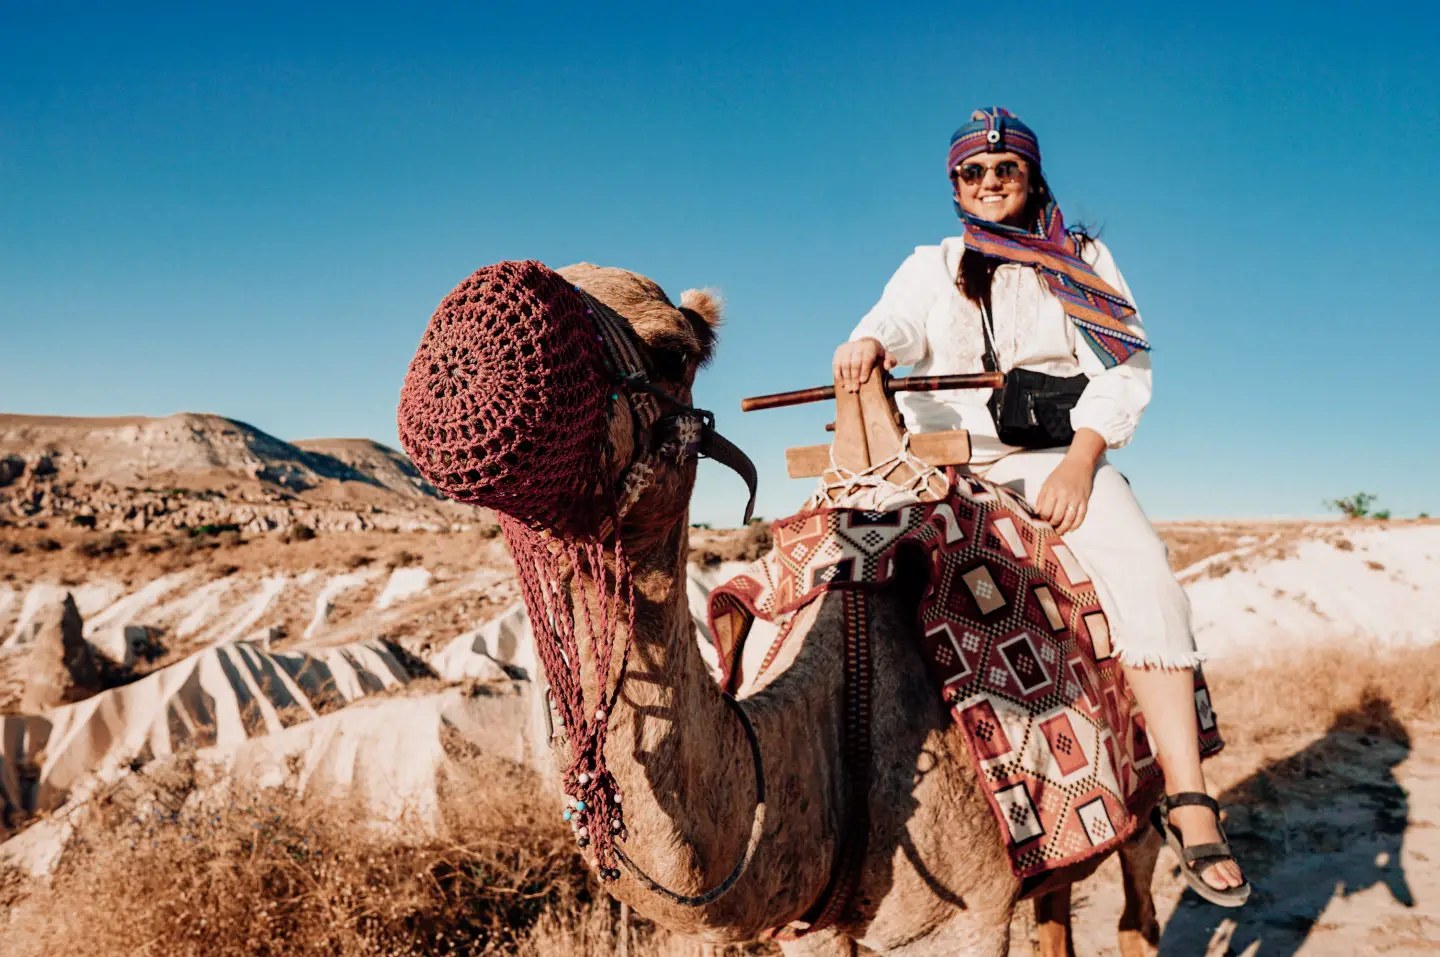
[[398, 261, 1165, 956]]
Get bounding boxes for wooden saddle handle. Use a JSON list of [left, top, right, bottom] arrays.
[[740, 372, 1004, 413], [758, 371, 980, 491]]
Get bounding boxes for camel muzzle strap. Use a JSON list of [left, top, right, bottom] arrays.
[[580, 289, 757, 527], [618, 373, 757, 526]]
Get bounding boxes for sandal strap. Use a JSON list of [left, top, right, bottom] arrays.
[[1182, 841, 1235, 867], [1160, 792, 1219, 815]]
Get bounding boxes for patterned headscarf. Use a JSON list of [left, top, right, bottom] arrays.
[[947, 107, 1041, 171], [947, 108, 1150, 369]]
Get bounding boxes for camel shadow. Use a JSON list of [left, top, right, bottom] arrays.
[[1159, 693, 1415, 956]]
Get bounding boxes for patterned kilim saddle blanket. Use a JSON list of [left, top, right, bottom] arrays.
[[708, 473, 1223, 878]]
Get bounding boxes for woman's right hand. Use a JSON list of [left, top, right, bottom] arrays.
[[833, 337, 897, 393]]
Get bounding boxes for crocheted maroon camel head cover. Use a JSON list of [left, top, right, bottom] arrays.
[[397, 259, 641, 881], [396, 259, 614, 538]]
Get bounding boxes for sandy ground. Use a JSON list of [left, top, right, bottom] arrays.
[[1007, 721, 1440, 956]]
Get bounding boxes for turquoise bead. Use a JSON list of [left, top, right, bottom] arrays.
[[576, 800, 587, 811], [563, 809, 573, 821]]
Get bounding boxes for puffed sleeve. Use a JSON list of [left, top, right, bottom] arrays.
[[1069, 240, 1153, 449], [847, 247, 942, 366]]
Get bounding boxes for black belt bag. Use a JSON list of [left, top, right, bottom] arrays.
[[980, 299, 1089, 449]]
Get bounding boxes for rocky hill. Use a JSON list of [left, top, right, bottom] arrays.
[[0, 413, 480, 533]]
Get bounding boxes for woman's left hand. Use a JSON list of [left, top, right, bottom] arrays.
[[1035, 457, 1096, 535]]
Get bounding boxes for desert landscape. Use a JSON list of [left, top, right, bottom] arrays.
[[2, 412, 1436, 955]]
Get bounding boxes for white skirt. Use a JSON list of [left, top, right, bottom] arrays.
[[970, 449, 1202, 670]]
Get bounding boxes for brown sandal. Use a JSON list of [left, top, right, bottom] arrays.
[[1152, 792, 1252, 908]]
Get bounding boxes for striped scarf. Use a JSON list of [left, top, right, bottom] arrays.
[[958, 202, 1150, 368]]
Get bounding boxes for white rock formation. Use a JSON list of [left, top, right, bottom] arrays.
[[1186, 524, 1440, 659], [304, 570, 378, 639], [0, 637, 413, 833], [376, 566, 433, 610], [219, 682, 532, 835]]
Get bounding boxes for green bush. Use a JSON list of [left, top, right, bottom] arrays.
[[1326, 492, 1380, 520]]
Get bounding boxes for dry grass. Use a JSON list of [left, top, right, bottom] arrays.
[[6, 756, 571, 955], [1, 749, 773, 957], [1206, 641, 1440, 749]]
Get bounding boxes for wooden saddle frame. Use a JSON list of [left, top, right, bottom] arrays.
[[742, 370, 1003, 502]]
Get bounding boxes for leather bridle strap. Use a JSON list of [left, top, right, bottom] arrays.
[[579, 288, 757, 526], [575, 286, 766, 905], [613, 691, 768, 906], [620, 372, 757, 526]]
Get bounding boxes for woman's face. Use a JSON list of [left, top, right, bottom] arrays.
[[952, 151, 1032, 227]]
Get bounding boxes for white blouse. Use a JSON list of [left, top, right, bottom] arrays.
[[849, 236, 1152, 465]]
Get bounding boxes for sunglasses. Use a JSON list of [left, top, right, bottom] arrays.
[[954, 160, 1026, 185]]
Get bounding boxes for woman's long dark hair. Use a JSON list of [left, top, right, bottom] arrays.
[[956, 168, 1097, 304]]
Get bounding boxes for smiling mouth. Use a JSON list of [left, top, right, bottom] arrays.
[[980, 195, 1006, 203]]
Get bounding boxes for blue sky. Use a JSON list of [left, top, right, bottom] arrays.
[[3, 1, 1437, 525]]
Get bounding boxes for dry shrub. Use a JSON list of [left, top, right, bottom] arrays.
[[514, 903, 774, 957], [71, 530, 127, 558], [1208, 641, 1440, 749], [215, 529, 245, 548], [5, 755, 589, 956], [281, 524, 318, 544], [687, 521, 774, 565], [167, 535, 220, 560], [3, 751, 776, 957], [128, 624, 168, 663]]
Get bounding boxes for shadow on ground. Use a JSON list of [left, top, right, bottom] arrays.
[[1161, 693, 1415, 955]]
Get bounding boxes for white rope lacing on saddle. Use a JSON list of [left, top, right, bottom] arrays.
[[808, 432, 949, 512]]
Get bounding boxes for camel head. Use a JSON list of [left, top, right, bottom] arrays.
[[397, 259, 749, 545], [397, 259, 761, 883]]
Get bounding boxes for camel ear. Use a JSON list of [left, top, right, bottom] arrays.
[[679, 288, 723, 328]]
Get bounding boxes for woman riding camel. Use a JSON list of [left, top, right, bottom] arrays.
[[832, 107, 1250, 907]]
